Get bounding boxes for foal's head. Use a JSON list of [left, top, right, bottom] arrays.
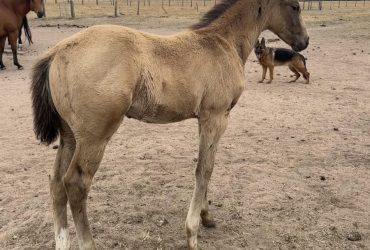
[[267, 0, 309, 52], [30, 0, 45, 18]]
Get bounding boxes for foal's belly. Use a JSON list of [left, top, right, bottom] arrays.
[[125, 99, 198, 124]]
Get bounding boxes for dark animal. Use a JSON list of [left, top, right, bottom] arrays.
[[0, 0, 43, 70]]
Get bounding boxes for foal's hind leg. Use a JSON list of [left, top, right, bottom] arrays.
[[186, 113, 229, 250], [50, 124, 76, 250], [0, 37, 6, 69], [63, 137, 109, 250]]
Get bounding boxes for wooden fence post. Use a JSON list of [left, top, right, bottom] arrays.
[[43, 0, 46, 17], [114, 0, 118, 16], [70, 0, 75, 18]]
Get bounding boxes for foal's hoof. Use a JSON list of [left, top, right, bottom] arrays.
[[0, 65, 5, 70], [201, 211, 216, 228], [258, 80, 264, 83], [17, 65, 24, 70]]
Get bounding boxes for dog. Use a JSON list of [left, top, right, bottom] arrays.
[[254, 37, 310, 84]]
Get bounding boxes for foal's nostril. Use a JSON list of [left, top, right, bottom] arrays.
[[306, 37, 310, 46]]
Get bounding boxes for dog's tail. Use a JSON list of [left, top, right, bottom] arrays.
[[31, 52, 60, 145]]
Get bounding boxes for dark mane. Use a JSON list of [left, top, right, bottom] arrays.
[[191, 0, 239, 30]]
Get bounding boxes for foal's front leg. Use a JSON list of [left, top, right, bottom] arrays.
[[186, 113, 229, 250], [200, 190, 215, 227]]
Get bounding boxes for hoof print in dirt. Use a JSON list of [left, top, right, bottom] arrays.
[[347, 231, 362, 241], [156, 218, 169, 227]]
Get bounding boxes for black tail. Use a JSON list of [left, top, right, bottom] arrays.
[[31, 54, 60, 145], [23, 16, 33, 44]]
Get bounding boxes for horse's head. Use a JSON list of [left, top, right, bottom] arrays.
[[30, 0, 45, 18], [267, 0, 309, 52]]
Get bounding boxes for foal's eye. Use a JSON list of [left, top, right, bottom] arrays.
[[292, 5, 300, 12]]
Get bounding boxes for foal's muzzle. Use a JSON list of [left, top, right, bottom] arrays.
[[292, 36, 309, 52]]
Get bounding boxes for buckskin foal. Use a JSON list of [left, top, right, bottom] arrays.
[[31, 0, 308, 249]]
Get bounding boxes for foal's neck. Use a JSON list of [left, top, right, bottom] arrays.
[[195, 0, 268, 65]]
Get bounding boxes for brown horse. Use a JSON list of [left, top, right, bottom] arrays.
[[0, 0, 44, 70], [31, 0, 308, 249]]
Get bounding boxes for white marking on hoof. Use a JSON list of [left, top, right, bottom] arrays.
[[55, 228, 70, 250]]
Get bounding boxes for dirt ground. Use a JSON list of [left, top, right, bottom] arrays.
[[1, 8, 370, 250]]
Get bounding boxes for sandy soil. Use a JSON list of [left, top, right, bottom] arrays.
[[0, 13, 370, 250]]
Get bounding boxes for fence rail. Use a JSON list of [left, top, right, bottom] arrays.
[[42, 0, 369, 19]]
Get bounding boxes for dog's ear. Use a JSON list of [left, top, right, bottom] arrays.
[[261, 37, 265, 46]]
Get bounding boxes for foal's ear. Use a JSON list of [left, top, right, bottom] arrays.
[[261, 37, 266, 46], [255, 39, 260, 47]]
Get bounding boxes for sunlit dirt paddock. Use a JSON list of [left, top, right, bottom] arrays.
[[1, 2, 370, 249]]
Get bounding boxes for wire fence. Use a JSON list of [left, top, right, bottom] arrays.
[[42, 0, 369, 18], [302, 0, 368, 10]]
